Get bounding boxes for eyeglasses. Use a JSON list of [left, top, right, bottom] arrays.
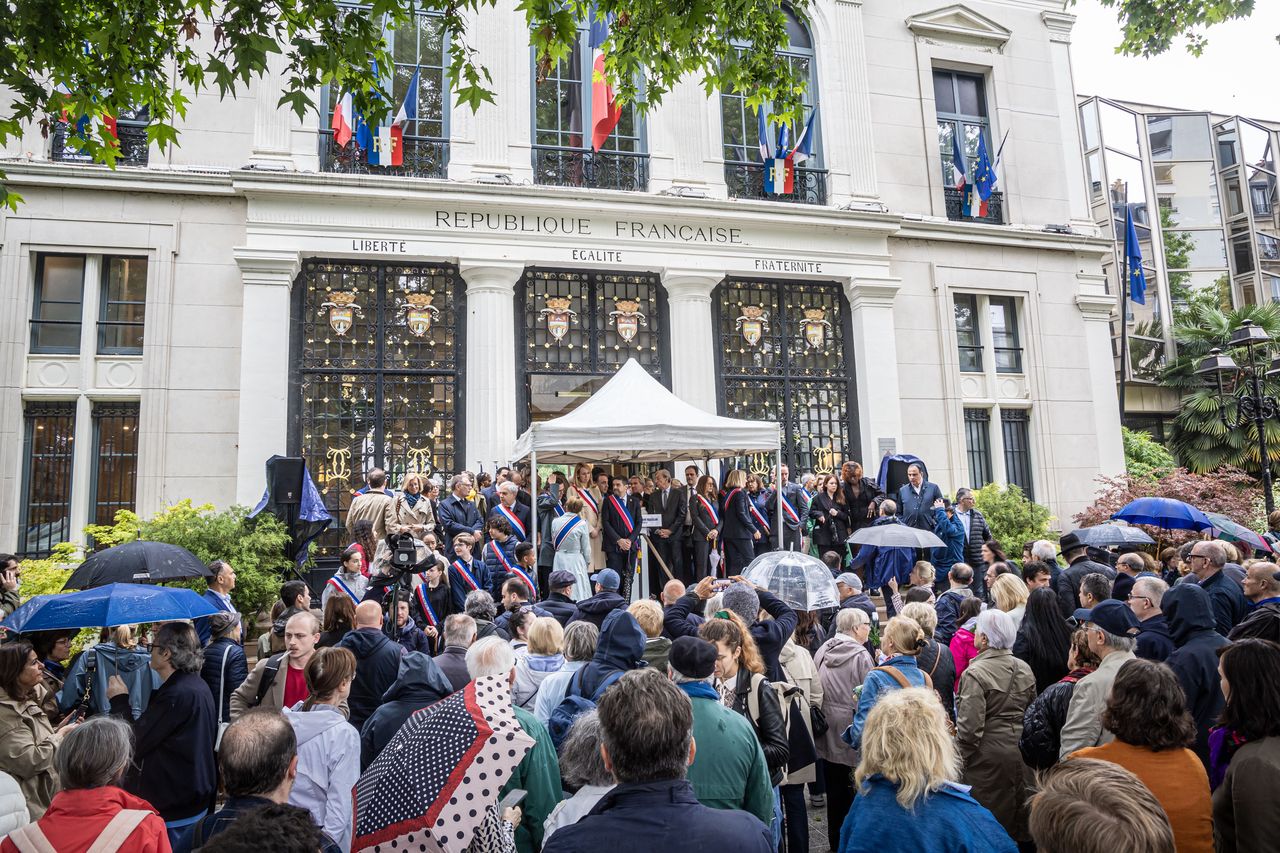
[[1187, 554, 1209, 561], [1126, 594, 1152, 605]]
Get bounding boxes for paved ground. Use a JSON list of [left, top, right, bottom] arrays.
[[808, 803, 832, 852]]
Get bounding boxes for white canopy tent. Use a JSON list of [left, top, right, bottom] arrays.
[[512, 358, 784, 598]]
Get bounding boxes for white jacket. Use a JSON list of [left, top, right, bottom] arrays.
[[284, 704, 361, 852], [0, 770, 29, 840]]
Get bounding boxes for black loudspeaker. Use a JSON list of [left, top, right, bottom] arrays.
[[882, 459, 912, 498], [271, 456, 306, 505]]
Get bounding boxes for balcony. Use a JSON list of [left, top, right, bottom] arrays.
[[724, 161, 828, 206], [319, 130, 448, 179], [532, 146, 649, 192], [51, 120, 149, 167], [945, 187, 1005, 224]]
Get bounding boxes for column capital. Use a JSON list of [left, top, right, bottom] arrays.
[[1041, 10, 1076, 44], [661, 269, 722, 301], [1075, 272, 1116, 321], [233, 248, 300, 287], [458, 262, 525, 295], [846, 276, 901, 311]]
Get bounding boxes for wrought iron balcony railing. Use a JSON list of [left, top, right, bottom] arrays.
[[319, 130, 448, 179], [532, 145, 649, 192], [724, 161, 828, 206], [51, 120, 149, 166], [945, 187, 1005, 224]]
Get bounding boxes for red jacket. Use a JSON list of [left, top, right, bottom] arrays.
[[0, 786, 170, 853]]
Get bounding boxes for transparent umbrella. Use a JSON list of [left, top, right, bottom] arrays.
[[743, 551, 840, 612]]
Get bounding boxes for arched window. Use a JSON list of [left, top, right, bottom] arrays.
[[531, 26, 648, 191], [720, 9, 825, 205]]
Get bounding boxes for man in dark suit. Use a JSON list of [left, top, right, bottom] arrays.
[[487, 481, 532, 543], [896, 463, 944, 531], [645, 469, 687, 587], [437, 474, 483, 560], [602, 476, 643, 600], [195, 560, 241, 646], [1055, 531, 1116, 619], [480, 466, 509, 511], [767, 464, 810, 552], [952, 487, 993, 599]]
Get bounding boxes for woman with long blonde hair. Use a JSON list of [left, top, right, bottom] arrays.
[[990, 573, 1029, 630], [571, 461, 605, 571], [391, 470, 435, 539], [838, 688, 1017, 852]]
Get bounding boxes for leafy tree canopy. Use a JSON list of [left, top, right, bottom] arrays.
[[0, 0, 812, 209], [1122, 426, 1176, 479], [1083, 0, 1255, 57], [971, 483, 1057, 553]]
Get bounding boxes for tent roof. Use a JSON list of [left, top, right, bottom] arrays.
[[512, 359, 780, 463]]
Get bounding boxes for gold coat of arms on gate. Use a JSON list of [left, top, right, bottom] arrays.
[[403, 292, 440, 337], [608, 299, 647, 344], [540, 296, 578, 343], [802, 308, 832, 351], [320, 291, 362, 336], [736, 305, 770, 347]]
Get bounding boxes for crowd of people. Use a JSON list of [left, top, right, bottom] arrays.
[[1, 465, 1280, 853]]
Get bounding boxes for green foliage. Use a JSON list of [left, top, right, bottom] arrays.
[[1080, 0, 1255, 57], [1161, 301, 1280, 473], [1122, 427, 1176, 479], [17, 545, 95, 651], [0, 0, 812, 208], [972, 483, 1056, 553]]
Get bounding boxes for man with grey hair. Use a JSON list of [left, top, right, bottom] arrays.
[[534, 621, 600, 724], [934, 563, 974, 645], [435, 612, 477, 691], [1058, 600, 1139, 758], [489, 480, 532, 543], [1111, 552, 1147, 602], [1186, 539, 1247, 635], [542, 669, 772, 853], [1230, 561, 1280, 641], [667, 637, 773, 826], [1127, 575, 1173, 661], [465, 637, 562, 853], [438, 472, 483, 559], [465, 588, 508, 641]]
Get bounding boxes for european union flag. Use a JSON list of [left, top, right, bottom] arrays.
[[1124, 208, 1147, 305]]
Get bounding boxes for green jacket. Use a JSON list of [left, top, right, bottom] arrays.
[[681, 686, 773, 826], [505, 704, 564, 853]]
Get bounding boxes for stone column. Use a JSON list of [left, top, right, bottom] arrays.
[[662, 271, 722, 413], [1042, 11, 1094, 230], [233, 248, 300, 505], [460, 263, 524, 469], [828, 0, 878, 201], [1076, 275, 1125, 475], [249, 54, 296, 169], [846, 276, 902, 465]]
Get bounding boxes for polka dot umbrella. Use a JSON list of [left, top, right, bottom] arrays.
[[352, 673, 534, 853]]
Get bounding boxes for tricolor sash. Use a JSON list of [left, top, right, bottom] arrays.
[[747, 498, 770, 531], [326, 574, 360, 605], [575, 486, 599, 515], [554, 515, 584, 550], [489, 540, 537, 596], [780, 492, 801, 524], [608, 495, 634, 535], [697, 494, 720, 527], [452, 559, 481, 591], [415, 584, 441, 628], [553, 503, 565, 517], [496, 504, 527, 540]]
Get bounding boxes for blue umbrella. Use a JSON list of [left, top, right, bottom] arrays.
[[1111, 497, 1212, 532], [1, 583, 218, 633]]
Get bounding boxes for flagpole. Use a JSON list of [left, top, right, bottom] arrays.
[[1118, 182, 1130, 424]]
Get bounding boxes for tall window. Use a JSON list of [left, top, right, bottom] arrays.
[[963, 408, 992, 489], [953, 294, 981, 372], [1001, 409, 1034, 499], [935, 69, 1001, 223], [714, 279, 854, 472], [18, 403, 77, 557], [320, 11, 449, 178], [531, 26, 645, 190], [988, 296, 1022, 373], [90, 403, 140, 527], [294, 260, 462, 558], [720, 9, 825, 204], [31, 255, 86, 354], [518, 269, 666, 426], [99, 257, 147, 354]]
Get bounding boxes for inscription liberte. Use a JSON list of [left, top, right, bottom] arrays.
[[432, 211, 745, 245]]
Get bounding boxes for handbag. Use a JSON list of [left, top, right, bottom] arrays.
[[810, 703, 829, 737]]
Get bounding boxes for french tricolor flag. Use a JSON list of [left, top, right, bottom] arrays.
[[589, 14, 622, 151], [950, 131, 967, 191], [331, 91, 355, 147]]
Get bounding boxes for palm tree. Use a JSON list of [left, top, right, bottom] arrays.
[[1163, 300, 1280, 473]]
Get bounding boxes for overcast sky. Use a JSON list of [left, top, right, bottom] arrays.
[[1070, 0, 1280, 120]]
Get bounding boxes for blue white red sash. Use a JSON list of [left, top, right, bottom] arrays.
[[415, 584, 441, 628], [608, 495, 634, 535], [496, 504, 527, 540], [747, 497, 770, 531], [697, 494, 720, 526], [553, 503, 565, 517], [554, 515, 583, 549], [780, 492, 801, 524], [575, 486, 599, 515], [452, 559, 481, 591], [489, 540, 538, 596], [326, 575, 360, 605]]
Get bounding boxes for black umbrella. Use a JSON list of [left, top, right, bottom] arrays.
[[63, 541, 212, 590], [848, 524, 944, 549], [1071, 523, 1155, 549]]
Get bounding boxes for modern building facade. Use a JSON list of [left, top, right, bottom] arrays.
[[1077, 95, 1280, 435], [0, 0, 1123, 559]]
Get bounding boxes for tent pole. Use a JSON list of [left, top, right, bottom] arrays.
[[776, 439, 784, 551], [530, 448, 538, 576]]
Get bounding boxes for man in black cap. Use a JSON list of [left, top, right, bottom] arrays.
[[666, 637, 773, 826], [1054, 532, 1116, 619], [541, 570, 579, 626], [1058, 599, 1138, 758]]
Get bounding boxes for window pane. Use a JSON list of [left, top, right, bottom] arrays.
[[938, 121, 957, 184], [100, 257, 147, 354], [954, 294, 981, 372], [1167, 230, 1228, 268], [989, 296, 1022, 373], [956, 75, 985, 118], [1147, 114, 1212, 162], [1001, 409, 1034, 500], [1099, 101, 1139, 156], [40, 257, 86, 304], [1086, 151, 1104, 201], [1232, 233, 1256, 275], [32, 255, 84, 354], [19, 403, 77, 557], [964, 408, 992, 489], [1153, 162, 1221, 227], [1217, 125, 1238, 168], [1079, 101, 1099, 151], [91, 404, 139, 529], [933, 71, 956, 114], [1240, 121, 1274, 170]]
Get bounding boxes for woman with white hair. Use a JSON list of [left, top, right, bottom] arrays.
[[954, 608, 1037, 847]]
